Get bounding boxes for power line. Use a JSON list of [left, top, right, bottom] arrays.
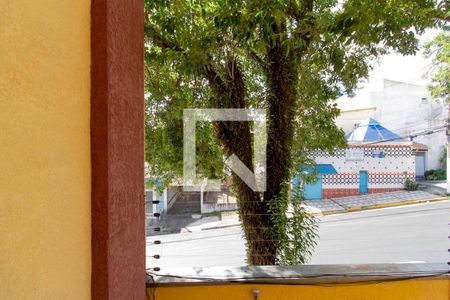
[[357, 125, 446, 146]]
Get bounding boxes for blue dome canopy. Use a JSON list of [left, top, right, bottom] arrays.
[[346, 118, 401, 142]]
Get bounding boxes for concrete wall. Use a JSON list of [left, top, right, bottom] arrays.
[[373, 80, 446, 170], [150, 279, 450, 300], [203, 187, 237, 213], [0, 1, 91, 299], [372, 80, 442, 136], [202, 203, 238, 213], [419, 133, 447, 170]]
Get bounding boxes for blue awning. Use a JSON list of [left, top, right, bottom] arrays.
[[303, 164, 337, 175], [315, 164, 337, 174]]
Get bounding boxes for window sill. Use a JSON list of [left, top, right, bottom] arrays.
[[147, 263, 449, 287]]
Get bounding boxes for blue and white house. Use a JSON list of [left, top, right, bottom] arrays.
[[299, 118, 428, 200]]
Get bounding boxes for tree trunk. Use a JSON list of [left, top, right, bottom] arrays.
[[204, 30, 298, 264], [263, 24, 299, 263], [205, 60, 277, 265]]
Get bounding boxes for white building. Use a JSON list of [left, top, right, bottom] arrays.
[[299, 119, 427, 200], [336, 79, 447, 172]]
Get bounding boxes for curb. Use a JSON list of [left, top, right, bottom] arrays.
[[199, 196, 449, 230], [201, 223, 240, 231], [310, 196, 449, 216]]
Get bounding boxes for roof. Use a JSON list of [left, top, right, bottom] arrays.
[[346, 118, 401, 142], [411, 142, 430, 150], [346, 142, 428, 149]]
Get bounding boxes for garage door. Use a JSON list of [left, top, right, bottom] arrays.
[[415, 155, 425, 178]]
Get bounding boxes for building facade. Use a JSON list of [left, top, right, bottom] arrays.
[[306, 143, 427, 199], [302, 119, 428, 200], [336, 79, 446, 171]]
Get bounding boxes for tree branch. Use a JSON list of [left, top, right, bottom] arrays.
[[287, 0, 315, 52], [247, 50, 267, 71], [145, 24, 185, 52]]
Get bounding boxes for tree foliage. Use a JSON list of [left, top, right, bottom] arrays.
[[144, 0, 440, 265], [423, 25, 450, 102]]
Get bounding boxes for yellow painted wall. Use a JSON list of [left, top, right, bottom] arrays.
[[0, 1, 91, 299], [336, 108, 376, 133], [151, 279, 450, 300]]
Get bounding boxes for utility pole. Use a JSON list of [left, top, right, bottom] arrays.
[[447, 103, 450, 194]]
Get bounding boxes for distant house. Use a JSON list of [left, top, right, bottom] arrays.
[[299, 118, 428, 200], [145, 178, 166, 215], [145, 181, 237, 215], [336, 79, 446, 171]]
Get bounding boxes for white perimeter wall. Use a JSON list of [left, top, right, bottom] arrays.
[[313, 146, 415, 189]]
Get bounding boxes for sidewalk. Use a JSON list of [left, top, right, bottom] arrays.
[[305, 190, 447, 215], [417, 180, 448, 196], [208, 190, 448, 230]]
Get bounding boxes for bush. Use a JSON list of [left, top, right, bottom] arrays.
[[424, 169, 446, 180], [404, 179, 419, 191], [438, 147, 446, 169]]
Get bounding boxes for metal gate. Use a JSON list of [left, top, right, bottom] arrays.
[[359, 171, 368, 193], [304, 175, 322, 200]]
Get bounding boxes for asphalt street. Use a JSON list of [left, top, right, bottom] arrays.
[[146, 200, 450, 269]]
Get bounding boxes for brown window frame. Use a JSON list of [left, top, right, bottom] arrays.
[[91, 0, 146, 299]]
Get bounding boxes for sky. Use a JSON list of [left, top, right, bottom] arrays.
[[336, 28, 442, 110], [361, 28, 441, 91]]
